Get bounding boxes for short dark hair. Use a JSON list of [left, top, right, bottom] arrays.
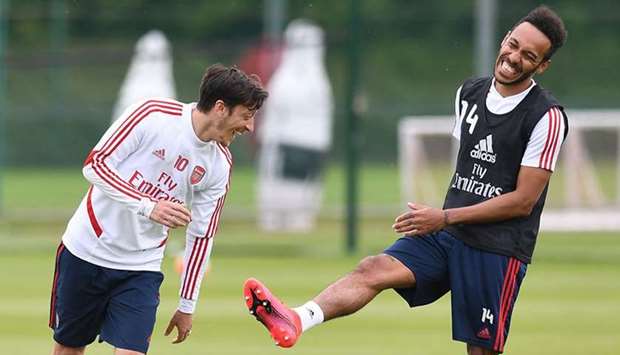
[[515, 5, 567, 60], [197, 64, 268, 113]]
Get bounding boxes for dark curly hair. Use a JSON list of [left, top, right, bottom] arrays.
[[515, 5, 567, 61], [197, 64, 268, 113]]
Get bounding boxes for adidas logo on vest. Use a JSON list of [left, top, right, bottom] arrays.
[[470, 134, 496, 163]]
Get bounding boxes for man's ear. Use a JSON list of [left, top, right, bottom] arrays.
[[536, 60, 550, 75], [214, 100, 229, 116]]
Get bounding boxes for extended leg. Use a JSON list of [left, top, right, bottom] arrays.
[[244, 253, 415, 347], [314, 254, 416, 320]]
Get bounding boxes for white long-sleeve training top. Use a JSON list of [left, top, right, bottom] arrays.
[[62, 98, 231, 313]]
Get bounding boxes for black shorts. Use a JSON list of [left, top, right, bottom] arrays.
[[384, 231, 527, 353], [49, 244, 164, 353]]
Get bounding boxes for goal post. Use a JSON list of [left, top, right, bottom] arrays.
[[398, 110, 620, 231]]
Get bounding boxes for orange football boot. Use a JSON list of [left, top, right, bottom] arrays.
[[243, 278, 302, 348]]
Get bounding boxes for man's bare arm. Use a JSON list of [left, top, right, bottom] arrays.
[[393, 166, 552, 236]]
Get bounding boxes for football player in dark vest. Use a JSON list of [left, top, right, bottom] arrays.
[[243, 6, 567, 355]]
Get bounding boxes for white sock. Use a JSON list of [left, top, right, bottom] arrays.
[[293, 301, 324, 332]]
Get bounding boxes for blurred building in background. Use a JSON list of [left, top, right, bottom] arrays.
[[257, 19, 333, 232]]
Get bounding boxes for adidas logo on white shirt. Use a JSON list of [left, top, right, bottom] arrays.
[[152, 148, 166, 160], [469, 134, 496, 163]]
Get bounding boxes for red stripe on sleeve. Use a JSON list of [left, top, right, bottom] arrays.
[[538, 108, 557, 169], [184, 238, 212, 299], [89, 104, 182, 202], [181, 237, 209, 299], [83, 150, 96, 166], [216, 143, 233, 166], [181, 237, 207, 298], [91, 163, 143, 201], [203, 143, 232, 239], [204, 196, 225, 238], [179, 144, 233, 300], [538, 110, 555, 168], [100, 106, 182, 158], [541, 108, 557, 169], [181, 237, 205, 293], [180, 193, 229, 298], [100, 100, 182, 155], [544, 107, 562, 170]]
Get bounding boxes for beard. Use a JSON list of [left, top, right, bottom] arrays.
[[494, 55, 540, 86]]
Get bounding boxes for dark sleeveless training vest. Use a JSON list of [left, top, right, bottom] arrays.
[[443, 77, 568, 263]]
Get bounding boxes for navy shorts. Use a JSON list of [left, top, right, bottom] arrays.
[[49, 244, 164, 353], [384, 230, 527, 353]]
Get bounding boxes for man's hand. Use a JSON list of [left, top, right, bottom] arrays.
[[150, 200, 192, 228], [392, 202, 447, 237], [164, 310, 193, 344]]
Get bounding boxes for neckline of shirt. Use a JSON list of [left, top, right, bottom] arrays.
[[486, 78, 537, 115]]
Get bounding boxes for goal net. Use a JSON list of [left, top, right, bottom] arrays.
[[398, 110, 620, 231]]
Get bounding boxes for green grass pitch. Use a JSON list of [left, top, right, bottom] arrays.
[[0, 166, 619, 354]]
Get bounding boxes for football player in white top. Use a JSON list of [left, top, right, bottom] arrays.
[[50, 64, 267, 355]]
